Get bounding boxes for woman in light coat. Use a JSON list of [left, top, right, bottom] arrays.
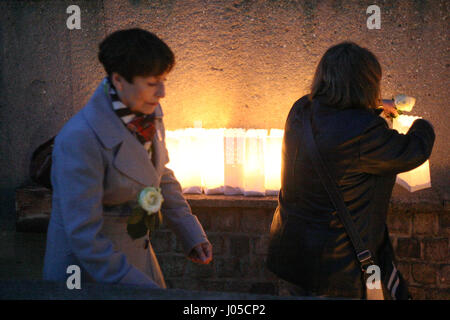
[[43, 28, 212, 288]]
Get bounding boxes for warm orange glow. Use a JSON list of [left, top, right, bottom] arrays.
[[166, 116, 432, 195], [165, 129, 203, 193], [165, 78, 235, 129], [165, 128, 283, 196], [202, 129, 225, 194], [394, 114, 421, 133], [243, 129, 268, 196], [224, 129, 245, 195], [393, 115, 432, 192], [163, 71, 299, 130]]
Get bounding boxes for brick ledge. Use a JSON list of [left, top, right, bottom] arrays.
[[15, 184, 447, 232]]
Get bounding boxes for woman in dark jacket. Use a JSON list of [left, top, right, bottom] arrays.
[[266, 42, 435, 299]]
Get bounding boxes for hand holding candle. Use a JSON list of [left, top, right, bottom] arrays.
[[381, 99, 399, 118]]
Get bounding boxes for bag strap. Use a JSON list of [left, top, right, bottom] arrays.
[[296, 100, 374, 272]]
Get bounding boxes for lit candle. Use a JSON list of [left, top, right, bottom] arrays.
[[243, 129, 267, 196], [265, 129, 284, 195], [176, 128, 203, 194], [165, 130, 178, 166], [392, 115, 432, 192], [224, 129, 245, 195], [165, 129, 182, 176], [202, 128, 225, 194]]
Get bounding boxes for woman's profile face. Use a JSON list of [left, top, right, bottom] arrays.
[[112, 72, 168, 114]]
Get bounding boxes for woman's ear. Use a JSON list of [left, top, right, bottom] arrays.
[[111, 72, 124, 92]]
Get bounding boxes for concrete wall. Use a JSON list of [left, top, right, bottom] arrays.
[[1, 0, 449, 226]]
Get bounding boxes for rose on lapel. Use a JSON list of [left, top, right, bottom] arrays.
[[127, 187, 164, 240], [138, 187, 164, 214]]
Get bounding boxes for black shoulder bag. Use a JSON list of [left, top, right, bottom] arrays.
[[30, 136, 55, 189], [297, 100, 409, 300]]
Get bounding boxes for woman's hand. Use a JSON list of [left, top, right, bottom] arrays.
[[188, 242, 213, 264], [380, 99, 399, 118]]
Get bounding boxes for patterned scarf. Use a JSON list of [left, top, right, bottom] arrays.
[[103, 78, 157, 154]]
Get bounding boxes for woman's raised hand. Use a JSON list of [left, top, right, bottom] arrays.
[[381, 99, 399, 118]]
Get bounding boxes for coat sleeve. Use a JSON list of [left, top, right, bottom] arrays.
[[157, 120, 209, 255], [52, 127, 159, 288], [358, 117, 435, 175]]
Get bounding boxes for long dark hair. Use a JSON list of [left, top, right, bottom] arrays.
[[309, 42, 382, 110]]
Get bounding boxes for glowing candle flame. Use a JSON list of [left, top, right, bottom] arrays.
[[265, 129, 284, 195], [224, 129, 245, 195], [202, 129, 225, 194], [166, 129, 203, 193], [243, 129, 267, 196], [166, 128, 283, 196], [393, 115, 431, 192]]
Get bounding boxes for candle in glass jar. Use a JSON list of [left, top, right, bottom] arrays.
[[203, 128, 225, 194], [393, 115, 431, 192], [243, 129, 267, 196], [265, 129, 284, 195]]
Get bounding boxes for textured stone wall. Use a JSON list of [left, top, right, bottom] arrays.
[[0, 0, 106, 227], [0, 0, 449, 226]]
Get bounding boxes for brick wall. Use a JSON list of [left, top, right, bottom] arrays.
[[387, 193, 450, 299], [14, 186, 450, 299], [153, 206, 278, 295]]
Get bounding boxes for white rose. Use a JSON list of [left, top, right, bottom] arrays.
[[138, 187, 164, 214], [394, 94, 416, 112]]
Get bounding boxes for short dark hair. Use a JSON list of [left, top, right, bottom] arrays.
[[98, 28, 175, 83], [309, 42, 382, 110]]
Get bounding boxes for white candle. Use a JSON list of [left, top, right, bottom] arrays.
[[393, 115, 432, 192], [202, 128, 225, 194], [224, 129, 246, 195], [265, 129, 284, 195], [176, 128, 203, 194], [243, 129, 267, 196]]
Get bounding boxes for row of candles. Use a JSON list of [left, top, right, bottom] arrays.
[[165, 128, 284, 196], [163, 114, 431, 196]]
